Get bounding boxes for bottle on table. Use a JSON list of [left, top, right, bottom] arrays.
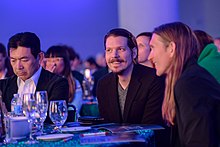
[[82, 69, 94, 100], [11, 94, 23, 117]]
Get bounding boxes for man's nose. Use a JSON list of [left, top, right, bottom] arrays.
[[112, 49, 119, 57], [148, 51, 153, 61], [16, 60, 23, 69]]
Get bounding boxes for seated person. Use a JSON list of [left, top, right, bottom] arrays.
[[148, 22, 220, 147], [214, 37, 220, 52], [97, 28, 165, 125], [136, 32, 154, 68], [194, 30, 220, 83], [0, 43, 14, 79], [96, 28, 169, 147], [84, 56, 101, 74], [45, 45, 83, 120], [0, 32, 69, 123], [92, 66, 109, 97], [65, 46, 84, 88]]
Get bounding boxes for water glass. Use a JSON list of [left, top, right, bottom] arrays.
[[3, 112, 17, 144], [34, 91, 48, 135], [22, 93, 38, 144], [49, 100, 68, 132]]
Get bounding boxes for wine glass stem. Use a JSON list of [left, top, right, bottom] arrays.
[[29, 120, 34, 140], [4, 116, 11, 142], [40, 122, 44, 134]]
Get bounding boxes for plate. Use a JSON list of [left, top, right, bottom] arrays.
[[61, 126, 91, 132], [36, 133, 73, 141]]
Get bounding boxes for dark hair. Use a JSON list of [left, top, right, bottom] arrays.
[[104, 28, 138, 63], [136, 32, 152, 40], [45, 45, 75, 102], [63, 45, 77, 61], [7, 32, 41, 58], [194, 30, 214, 55], [0, 43, 14, 76], [0, 43, 7, 57], [75, 53, 81, 60], [85, 56, 100, 69], [45, 45, 70, 77]]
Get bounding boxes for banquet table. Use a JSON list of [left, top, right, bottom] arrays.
[[0, 123, 156, 147]]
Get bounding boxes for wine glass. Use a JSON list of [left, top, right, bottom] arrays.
[[49, 100, 68, 133], [34, 91, 48, 135], [22, 93, 38, 144]]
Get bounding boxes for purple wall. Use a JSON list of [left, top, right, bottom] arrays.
[[0, 0, 118, 59]]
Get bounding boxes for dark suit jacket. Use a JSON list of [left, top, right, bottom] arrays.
[[0, 68, 69, 123], [72, 70, 84, 87], [92, 66, 109, 97], [96, 64, 165, 125], [172, 57, 220, 147]]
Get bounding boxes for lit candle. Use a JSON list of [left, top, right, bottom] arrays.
[[84, 69, 91, 79]]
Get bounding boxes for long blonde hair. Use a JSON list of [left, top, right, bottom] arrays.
[[153, 22, 199, 124]]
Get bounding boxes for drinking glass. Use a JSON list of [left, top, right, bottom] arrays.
[[22, 93, 38, 144], [34, 91, 48, 135], [49, 100, 67, 133], [3, 112, 17, 144]]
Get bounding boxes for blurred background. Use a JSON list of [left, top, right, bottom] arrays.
[[0, 0, 220, 59]]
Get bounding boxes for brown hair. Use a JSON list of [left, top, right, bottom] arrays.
[[194, 30, 214, 55], [153, 22, 199, 124], [104, 28, 138, 63]]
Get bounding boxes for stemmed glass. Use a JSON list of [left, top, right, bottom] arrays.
[[34, 91, 48, 135], [49, 100, 68, 133], [22, 93, 38, 144]]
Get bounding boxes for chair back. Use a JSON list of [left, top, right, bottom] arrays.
[[67, 104, 76, 122]]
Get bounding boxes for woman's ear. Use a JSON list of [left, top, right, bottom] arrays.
[[168, 41, 176, 58]]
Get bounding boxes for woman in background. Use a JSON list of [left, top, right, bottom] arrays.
[[194, 30, 220, 83], [0, 43, 14, 79], [45, 45, 83, 119]]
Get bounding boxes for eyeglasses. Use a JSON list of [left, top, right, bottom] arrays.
[[45, 57, 63, 63]]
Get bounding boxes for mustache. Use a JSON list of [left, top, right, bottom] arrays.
[[109, 58, 124, 63]]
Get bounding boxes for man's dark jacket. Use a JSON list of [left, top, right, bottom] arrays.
[[0, 68, 69, 123], [96, 64, 165, 125]]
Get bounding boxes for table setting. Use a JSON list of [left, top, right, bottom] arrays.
[[0, 91, 157, 147], [0, 120, 156, 147]]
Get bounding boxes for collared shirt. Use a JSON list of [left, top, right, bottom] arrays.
[[17, 67, 42, 95]]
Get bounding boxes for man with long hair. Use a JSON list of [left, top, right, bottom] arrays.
[[148, 22, 220, 147]]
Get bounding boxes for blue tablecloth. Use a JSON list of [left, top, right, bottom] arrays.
[[1, 123, 155, 147]]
